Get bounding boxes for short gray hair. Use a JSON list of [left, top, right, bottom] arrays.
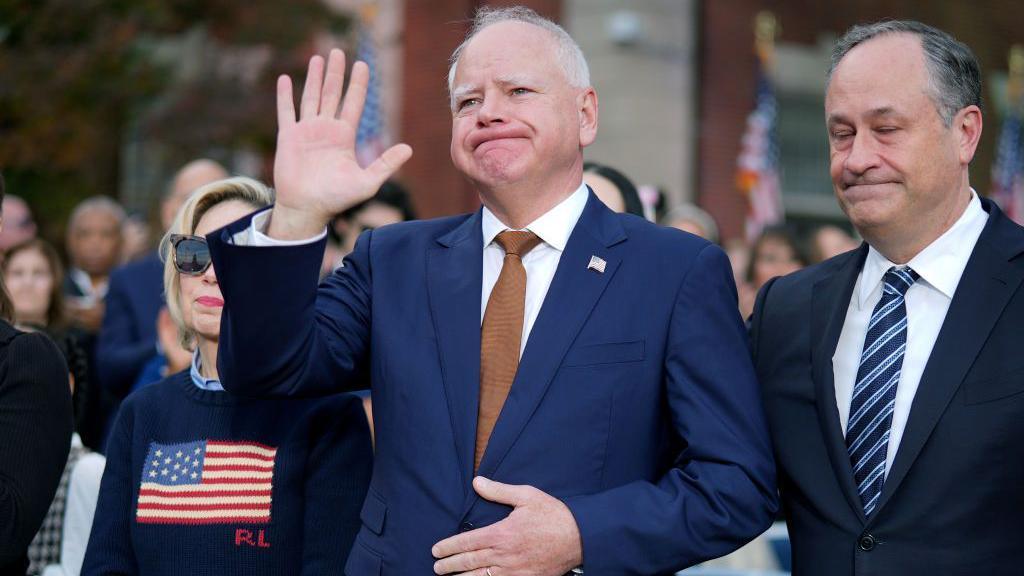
[[661, 203, 719, 244], [827, 20, 981, 126], [68, 196, 127, 230], [447, 6, 590, 109]]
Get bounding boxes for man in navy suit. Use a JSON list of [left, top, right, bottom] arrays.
[[210, 7, 776, 575], [751, 21, 1024, 575]]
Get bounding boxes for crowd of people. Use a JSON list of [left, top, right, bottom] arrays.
[[0, 6, 1020, 576]]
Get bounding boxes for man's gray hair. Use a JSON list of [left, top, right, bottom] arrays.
[[827, 20, 981, 126], [447, 6, 590, 109], [68, 195, 127, 229]]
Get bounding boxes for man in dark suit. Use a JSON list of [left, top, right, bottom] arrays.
[[751, 20, 1024, 575], [210, 7, 776, 575]]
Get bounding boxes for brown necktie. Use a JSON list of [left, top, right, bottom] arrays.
[[475, 230, 543, 471]]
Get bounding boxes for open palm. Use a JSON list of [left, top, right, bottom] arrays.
[[271, 49, 412, 239]]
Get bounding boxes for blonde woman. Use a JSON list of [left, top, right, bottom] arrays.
[[83, 177, 372, 575]]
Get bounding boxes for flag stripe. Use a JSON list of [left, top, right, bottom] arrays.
[[140, 482, 271, 494], [138, 495, 272, 505]]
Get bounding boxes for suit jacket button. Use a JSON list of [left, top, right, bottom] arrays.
[[858, 534, 876, 551], [460, 522, 475, 532]]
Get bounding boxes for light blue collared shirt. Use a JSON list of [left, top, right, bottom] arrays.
[[190, 352, 224, 392]]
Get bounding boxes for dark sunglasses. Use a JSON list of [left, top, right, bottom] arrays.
[[169, 234, 212, 276]]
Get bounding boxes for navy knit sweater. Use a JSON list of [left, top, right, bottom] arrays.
[[82, 371, 372, 575]]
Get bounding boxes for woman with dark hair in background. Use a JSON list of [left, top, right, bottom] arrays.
[[0, 171, 75, 575], [582, 161, 647, 218], [739, 225, 809, 318]]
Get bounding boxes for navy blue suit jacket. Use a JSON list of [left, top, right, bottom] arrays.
[[751, 199, 1024, 575], [210, 193, 777, 575], [96, 252, 164, 397]]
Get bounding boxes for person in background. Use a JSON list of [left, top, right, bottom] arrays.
[[83, 177, 372, 576], [741, 226, 808, 318], [0, 193, 38, 255], [63, 197, 124, 332], [119, 212, 152, 265], [97, 160, 227, 418], [326, 179, 416, 276], [661, 203, 720, 243], [808, 223, 860, 263], [582, 161, 647, 218], [0, 171, 75, 576]]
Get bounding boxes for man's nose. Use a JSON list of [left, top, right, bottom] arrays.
[[843, 132, 880, 175], [476, 96, 506, 126]]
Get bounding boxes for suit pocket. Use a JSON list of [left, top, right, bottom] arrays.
[[561, 340, 644, 367], [344, 538, 383, 576], [964, 364, 1024, 405], [359, 488, 387, 535]]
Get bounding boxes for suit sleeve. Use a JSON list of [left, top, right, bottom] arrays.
[[564, 244, 778, 574], [0, 332, 73, 567], [749, 276, 780, 365], [81, 403, 138, 575], [300, 396, 374, 575], [208, 208, 373, 397], [96, 269, 156, 397]]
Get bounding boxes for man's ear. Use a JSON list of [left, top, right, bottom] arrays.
[[578, 88, 599, 148], [955, 104, 982, 166]]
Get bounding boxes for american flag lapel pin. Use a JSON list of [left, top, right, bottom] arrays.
[[587, 255, 606, 274]]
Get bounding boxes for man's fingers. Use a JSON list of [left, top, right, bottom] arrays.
[[432, 549, 494, 575], [339, 60, 370, 128], [299, 55, 325, 120], [276, 75, 296, 128], [432, 522, 496, 559], [365, 143, 413, 188], [473, 476, 534, 507], [319, 48, 346, 119]]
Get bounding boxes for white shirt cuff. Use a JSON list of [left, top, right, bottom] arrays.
[[232, 209, 328, 246]]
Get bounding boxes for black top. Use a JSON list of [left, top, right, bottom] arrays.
[[0, 320, 73, 575]]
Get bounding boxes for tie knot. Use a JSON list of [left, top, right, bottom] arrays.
[[883, 266, 919, 297], [495, 230, 542, 257]]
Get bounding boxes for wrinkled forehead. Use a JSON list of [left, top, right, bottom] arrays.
[[453, 21, 564, 85]]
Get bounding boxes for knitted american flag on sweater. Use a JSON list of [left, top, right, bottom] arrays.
[[136, 440, 276, 525]]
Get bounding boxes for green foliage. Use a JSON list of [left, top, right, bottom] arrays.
[[0, 0, 350, 236]]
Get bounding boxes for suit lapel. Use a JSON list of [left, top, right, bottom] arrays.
[[811, 245, 869, 525], [469, 194, 625, 500], [874, 202, 1024, 516], [427, 212, 485, 493]]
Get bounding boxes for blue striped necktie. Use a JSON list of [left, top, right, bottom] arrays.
[[846, 266, 919, 516]]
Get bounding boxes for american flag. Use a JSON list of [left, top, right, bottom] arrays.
[[991, 102, 1023, 224], [136, 440, 277, 525], [355, 21, 386, 168], [736, 51, 784, 242]]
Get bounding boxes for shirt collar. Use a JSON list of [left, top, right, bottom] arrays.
[[190, 351, 224, 392], [481, 182, 589, 252], [858, 189, 988, 308]]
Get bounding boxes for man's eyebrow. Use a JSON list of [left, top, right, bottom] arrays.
[[451, 84, 477, 102], [828, 106, 907, 127]]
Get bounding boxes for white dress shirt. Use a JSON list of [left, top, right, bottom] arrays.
[[240, 183, 590, 359], [480, 183, 588, 356], [832, 191, 987, 477]]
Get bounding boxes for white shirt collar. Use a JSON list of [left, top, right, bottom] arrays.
[[858, 190, 988, 309], [481, 182, 589, 252]]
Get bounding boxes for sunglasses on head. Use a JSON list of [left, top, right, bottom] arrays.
[[169, 234, 212, 276]]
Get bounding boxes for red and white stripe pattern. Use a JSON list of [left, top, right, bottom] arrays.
[[136, 440, 277, 525]]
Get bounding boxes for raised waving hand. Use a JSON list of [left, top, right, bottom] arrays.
[[269, 49, 413, 240]]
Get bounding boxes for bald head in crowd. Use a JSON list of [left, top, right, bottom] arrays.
[[160, 160, 229, 230]]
